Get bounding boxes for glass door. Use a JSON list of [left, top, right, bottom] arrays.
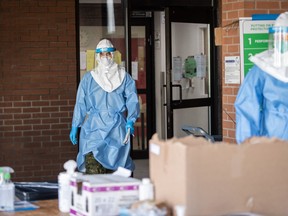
[[78, 1, 153, 159], [130, 15, 154, 159], [165, 7, 216, 138], [78, 0, 128, 79]]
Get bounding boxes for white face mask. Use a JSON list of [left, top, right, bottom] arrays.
[[100, 56, 113, 67]]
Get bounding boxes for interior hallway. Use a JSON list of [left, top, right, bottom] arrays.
[[133, 159, 149, 179]]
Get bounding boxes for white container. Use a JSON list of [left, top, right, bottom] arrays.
[[139, 178, 154, 201], [0, 168, 15, 211], [70, 174, 141, 216], [58, 172, 71, 213], [58, 160, 77, 213], [0, 182, 14, 211], [174, 205, 186, 216]]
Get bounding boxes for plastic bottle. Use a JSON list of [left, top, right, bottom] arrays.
[[139, 178, 154, 201], [174, 205, 186, 216], [0, 167, 15, 211], [58, 160, 77, 213]]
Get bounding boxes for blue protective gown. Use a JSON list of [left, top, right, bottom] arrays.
[[71, 71, 140, 171], [234, 65, 288, 144]]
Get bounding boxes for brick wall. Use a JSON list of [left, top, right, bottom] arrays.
[[221, 0, 288, 143], [0, 0, 78, 181]]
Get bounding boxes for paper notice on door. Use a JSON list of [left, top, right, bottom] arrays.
[[172, 56, 182, 81], [224, 56, 240, 84], [132, 61, 138, 80], [86, 50, 95, 71], [80, 51, 86, 70]]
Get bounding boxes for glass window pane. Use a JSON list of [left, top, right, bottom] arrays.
[[131, 26, 146, 89], [79, 1, 126, 79], [171, 22, 210, 100], [133, 94, 147, 150]]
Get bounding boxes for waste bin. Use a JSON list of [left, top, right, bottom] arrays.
[[15, 182, 58, 201]]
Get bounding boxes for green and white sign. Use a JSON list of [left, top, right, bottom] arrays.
[[240, 18, 275, 81]]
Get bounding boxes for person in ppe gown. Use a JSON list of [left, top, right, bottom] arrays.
[[234, 11, 288, 144], [69, 39, 140, 174]]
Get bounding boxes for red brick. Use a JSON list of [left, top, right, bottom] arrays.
[[282, 3, 288, 8], [5, 120, 22, 125], [243, 2, 255, 10], [23, 131, 41, 136], [15, 125, 33, 131], [0, 126, 14, 131], [33, 124, 51, 130], [14, 101, 32, 107], [32, 113, 50, 118], [32, 101, 50, 106], [4, 108, 22, 113], [4, 131, 22, 137], [13, 136, 33, 143], [42, 107, 59, 112], [256, 1, 280, 9], [23, 107, 41, 113]]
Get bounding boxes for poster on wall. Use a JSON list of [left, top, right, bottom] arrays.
[[224, 56, 240, 84], [239, 17, 276, 82]]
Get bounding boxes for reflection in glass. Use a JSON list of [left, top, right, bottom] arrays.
[[79, 1, 126, 79], [170, 22, 211, 137], [131, 26, 147, 151], [171, 22, 210, 100]]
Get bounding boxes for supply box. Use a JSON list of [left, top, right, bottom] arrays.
[[149, 134, 288, 216], [70, 174, 141, 216]]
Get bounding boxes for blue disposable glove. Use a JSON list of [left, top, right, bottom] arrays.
[[69, 126, 78, 145], [125, 120, 135, 135]]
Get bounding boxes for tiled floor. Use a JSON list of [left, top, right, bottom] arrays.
[[133, 159, 149, 179]]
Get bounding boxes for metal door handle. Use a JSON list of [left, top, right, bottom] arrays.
[[172, 84, 182, 105]]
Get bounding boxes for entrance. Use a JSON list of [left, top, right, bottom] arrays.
[[164, 7, 218, 138], [130, 13, 154, 159], [77, 2, 154, 160]]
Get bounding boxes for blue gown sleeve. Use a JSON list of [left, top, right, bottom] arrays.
[[71, 73, 89, 128], [234, 66, 265, 144], [124, 73, 140, 123]]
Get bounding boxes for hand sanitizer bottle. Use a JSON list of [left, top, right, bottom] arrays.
[[0, 167, 15, 211], [58, 160, 77, 213], [139, 178, 154, 201]]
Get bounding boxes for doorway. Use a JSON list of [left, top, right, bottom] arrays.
[[77, 2, 155, 160], [130, 13, 155, 159], [163, 7, 219, 139]]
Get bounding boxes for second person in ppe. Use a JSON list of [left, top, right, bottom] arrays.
[[70, 39, 140, 174], [234, 12, 288, 144]]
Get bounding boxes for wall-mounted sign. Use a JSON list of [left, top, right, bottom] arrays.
[[239, 18, 275, 82], [224, 56, 240, 84]]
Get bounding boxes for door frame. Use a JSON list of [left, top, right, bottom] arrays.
[[129, 13, 155, 159], [165, 6, 221, 138]]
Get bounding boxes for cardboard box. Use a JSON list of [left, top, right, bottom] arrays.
[[70, 174, 141, 216], [214, 27, 222, 46], [149, 134, 288, 216]]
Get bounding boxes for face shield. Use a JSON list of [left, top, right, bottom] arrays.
[[96, 39, 116, 54], [95, 39, 116, 67], [249, 12, 288, 82], [268, 26, 288, 68]]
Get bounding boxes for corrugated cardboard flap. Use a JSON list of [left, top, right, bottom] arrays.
[[149, 134, 288, 216]]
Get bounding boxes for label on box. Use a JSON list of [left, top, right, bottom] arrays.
[[86, 184, 139, 215], [150, 143, 160, 155], [70, 176, 140, 216]]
